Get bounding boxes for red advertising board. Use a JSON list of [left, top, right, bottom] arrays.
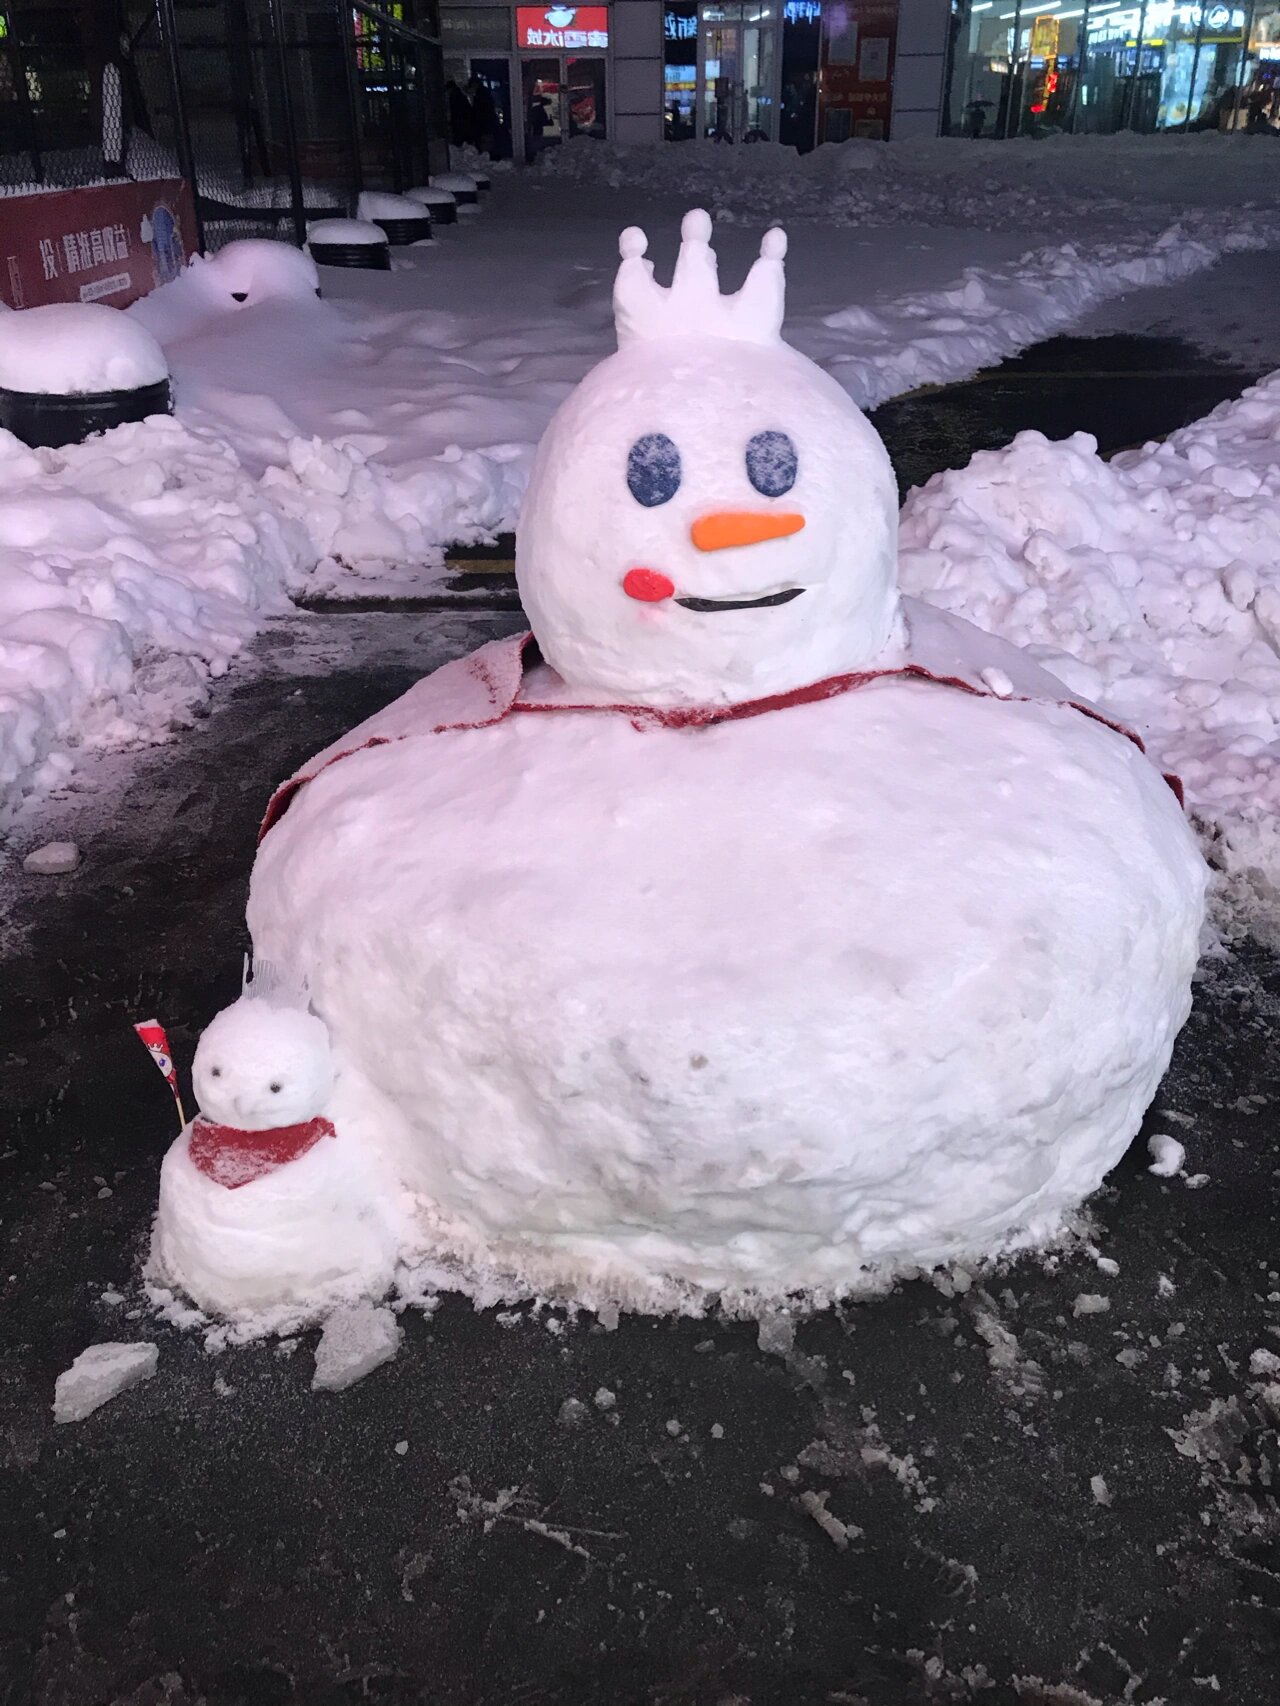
[[819, 0, 900, 142], [0, 178, 198, 313], [516, 5, 609, 50]]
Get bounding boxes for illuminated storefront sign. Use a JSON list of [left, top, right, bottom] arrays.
[[1087, 1, 1244, 30], [516, 5, 609, 48], [1028, 13, 1059, 53]]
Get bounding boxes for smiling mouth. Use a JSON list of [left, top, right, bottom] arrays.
[[675, 588, 805, 613]]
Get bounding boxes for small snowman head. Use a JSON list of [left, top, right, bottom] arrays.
[[516, 210, 901, 708], [192, 999, 333, 1130]]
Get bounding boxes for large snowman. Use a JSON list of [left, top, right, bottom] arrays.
[[163, 212, 1207, 1317]]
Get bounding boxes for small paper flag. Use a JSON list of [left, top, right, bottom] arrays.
[[134, 1018, 187, 1130]]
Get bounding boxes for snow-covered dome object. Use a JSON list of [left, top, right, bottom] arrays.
[[0, 302, 167, 395], [405, 184, 457, 208], [193, 238, 320, 306], [429, 172, 479, 205], [306, 218, 388, 247], [519, 210, 899, 706], [215, 210, 1205, 1325], [357, 191, 432, 221]]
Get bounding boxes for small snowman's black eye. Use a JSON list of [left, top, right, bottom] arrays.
[[270, 1081, 282, 1093], [210, 1067, 222, 1078], [746, 431, 798, 498], [627, 434, 682, 507], [231, 291, 248, 303]]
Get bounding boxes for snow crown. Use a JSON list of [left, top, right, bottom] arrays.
[[613, 209, 787, 348]]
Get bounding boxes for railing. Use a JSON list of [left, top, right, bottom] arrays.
[[0, 0, 448, 249]]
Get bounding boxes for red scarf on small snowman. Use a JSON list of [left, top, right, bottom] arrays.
[[188, 1114, 336, 1189]]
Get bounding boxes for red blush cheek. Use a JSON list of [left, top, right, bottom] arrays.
[[623, 568, 675, 603]]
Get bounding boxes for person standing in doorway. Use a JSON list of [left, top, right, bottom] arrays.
[[468, 74, 499, 156]]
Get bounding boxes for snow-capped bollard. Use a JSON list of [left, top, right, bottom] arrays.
[[430, 171, 480, 209], [356, 191, 433, 247], [192, 238, 321, 305], [305, 218, 391, 271], [0, 303, 171, 450], [405, 183, 458, 225]]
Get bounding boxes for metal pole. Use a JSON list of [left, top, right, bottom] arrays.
[[266, 0, 307, 245], [1183, 0, 1208, 129], [1067, 0, 1093, 133], [337, 0, 364, 198], [1123, 0, 1150, 127], [6, 7, 45, 184], [1002, 0, 1024, 135], [156, 0, 205, 250], [1230, 0, 1256, 131]]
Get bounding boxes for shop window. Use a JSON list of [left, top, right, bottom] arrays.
[[665, 1, 699, 137], [945, 0, 1268, 136]]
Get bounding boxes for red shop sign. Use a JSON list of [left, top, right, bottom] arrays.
[[517, 5, 610, 50], [0, 178, 198, 312]]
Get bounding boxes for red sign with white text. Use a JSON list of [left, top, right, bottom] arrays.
[[517, 5, 609, 50], [819, 0, 900, 141], [0, 178, 197, 312]]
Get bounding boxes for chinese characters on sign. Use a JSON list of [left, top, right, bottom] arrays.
[[40, 223, 131, 282], [0, 181, 194, 311], [516, 6, 610, 50]]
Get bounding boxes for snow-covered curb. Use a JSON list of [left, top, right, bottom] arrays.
[[0, 418, 305, 826]]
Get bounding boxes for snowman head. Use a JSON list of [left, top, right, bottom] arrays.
[[516, 210, 901, 707], [192, 999, 333, 1131]]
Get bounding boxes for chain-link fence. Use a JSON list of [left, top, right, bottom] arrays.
[[0, 1, 448, 248]]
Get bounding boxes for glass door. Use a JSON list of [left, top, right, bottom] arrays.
[[521, 54, 607, 157], [565, 56, 607, 137], [522, 57, 564, 158], [698, 4, 777, 141]]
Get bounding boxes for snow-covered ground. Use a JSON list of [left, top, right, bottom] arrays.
[[3, 136, 1280, 926]]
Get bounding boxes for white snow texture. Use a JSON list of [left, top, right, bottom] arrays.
[[53, 1341, 159, 1423], [0, 303, 168, 394], [226, 211, 1206, 1321]]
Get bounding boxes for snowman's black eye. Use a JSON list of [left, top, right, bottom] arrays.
[[627, 434, 682, 507], [210, 1067, 222, 1078], [231, 291, 248, 303], [270, 1081, 282, 1093], [746, 431, 798, 498]]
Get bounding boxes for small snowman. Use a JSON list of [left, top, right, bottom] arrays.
[[149, 975, 401, 1321]]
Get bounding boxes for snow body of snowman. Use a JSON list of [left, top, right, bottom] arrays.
[[241, 210, 1205, 1313], [149, 993, 402, 1320]]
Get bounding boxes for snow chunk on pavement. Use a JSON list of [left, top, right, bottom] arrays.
[[53, 1341, 159, 1423], [311, 1303, 402, 1392], [1148, 1134, 1187, 1176], [23, 841, 79, 875], [1073, 1294, 1112, 1317]]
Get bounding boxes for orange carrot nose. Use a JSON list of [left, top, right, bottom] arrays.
[[691, 511, 806, 552]]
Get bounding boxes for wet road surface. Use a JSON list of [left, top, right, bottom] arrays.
[[2, 330, 1279, 1706]]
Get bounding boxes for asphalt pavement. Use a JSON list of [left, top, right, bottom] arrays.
[[2, 328, 1279, 1706]]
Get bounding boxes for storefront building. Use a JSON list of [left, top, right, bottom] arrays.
[[439, 0, 1277, 156], [946, 0, 1280, 134], [439, 0, 954, 155]]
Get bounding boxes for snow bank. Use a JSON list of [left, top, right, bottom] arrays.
[[0, 417, 304, 824], [0, 304, 168, 395], [810, 230, 1232, 413], [542, 132, 1280, 226], [899, 372, 1280, 928]]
